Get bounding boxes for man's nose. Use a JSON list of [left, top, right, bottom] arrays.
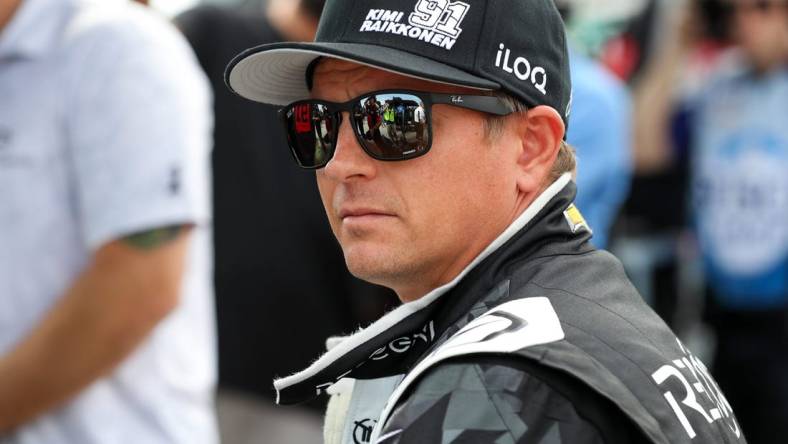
[[322, 112, 377, 181]]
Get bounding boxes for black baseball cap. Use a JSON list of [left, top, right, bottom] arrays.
[[226, 0, 572, 126]]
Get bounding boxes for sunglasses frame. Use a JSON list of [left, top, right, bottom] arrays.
[[279, 89, 515, 170]]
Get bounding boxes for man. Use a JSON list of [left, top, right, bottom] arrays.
[[227, 0, 745, 442], [635, 0, 788, 442], [0, 0, 216, 442]]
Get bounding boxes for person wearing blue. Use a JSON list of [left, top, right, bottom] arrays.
[[557, 1, 632, 250], [689, 7, 788, 441], [636, 1, 788, 442], [567, 50, 632, 249], [692, 61, 788, 311]]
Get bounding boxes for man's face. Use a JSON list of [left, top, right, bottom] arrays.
[[730, 0, 788, 70], [311, 60, 524, 301]]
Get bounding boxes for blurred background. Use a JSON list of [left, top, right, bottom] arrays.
[[3, 0, 786, 443]]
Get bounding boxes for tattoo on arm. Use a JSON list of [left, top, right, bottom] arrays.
[[122, 225, 184, 250]]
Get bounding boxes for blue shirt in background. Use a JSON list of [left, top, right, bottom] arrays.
[[689, 58, 788, 309], [567, 50, 632, 250]]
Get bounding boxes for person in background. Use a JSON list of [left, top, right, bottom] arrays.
[[175, 0, 396, 441], [0, 0, 216, 443], [556, 0, 633, 250], [635, 1, 788, 442]]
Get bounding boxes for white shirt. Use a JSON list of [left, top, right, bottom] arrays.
[[0, 0, 217, 442]]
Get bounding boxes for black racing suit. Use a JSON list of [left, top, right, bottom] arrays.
[[275, 178, 747, 444]]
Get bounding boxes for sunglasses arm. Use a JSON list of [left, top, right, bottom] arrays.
[[429, 93, 515, 116]]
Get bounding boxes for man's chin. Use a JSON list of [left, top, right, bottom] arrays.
[[343, 245, 401, 287]]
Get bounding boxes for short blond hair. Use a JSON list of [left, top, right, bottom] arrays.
[[483, 92, 576, 183]]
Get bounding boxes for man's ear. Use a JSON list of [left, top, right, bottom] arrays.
[[515, 105, 565, 193]]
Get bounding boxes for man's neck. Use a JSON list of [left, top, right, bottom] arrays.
[[0, 0, 24, 35], [394, 174, 570, 303], [266, 0, 319, 42]]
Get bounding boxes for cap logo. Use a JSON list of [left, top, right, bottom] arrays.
[[495, 43, 548, 95], [359, 0, 470, 51]]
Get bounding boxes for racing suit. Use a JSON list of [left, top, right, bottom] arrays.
[[274, 175, 746, 444]]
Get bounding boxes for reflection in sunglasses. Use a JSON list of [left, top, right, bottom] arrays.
[[294, 104, 312, 134]]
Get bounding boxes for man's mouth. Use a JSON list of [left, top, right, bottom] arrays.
[[338, 207, 396, 224]]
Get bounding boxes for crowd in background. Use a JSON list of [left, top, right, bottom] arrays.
[[1, 0, 785, 443]]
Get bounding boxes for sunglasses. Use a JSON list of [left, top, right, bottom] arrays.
[[279, 90, 514, 169]]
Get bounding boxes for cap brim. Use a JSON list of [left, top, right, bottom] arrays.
[[225, 42, 500, 106]]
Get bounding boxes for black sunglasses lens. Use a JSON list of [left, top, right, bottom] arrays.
[[283, 103, 337, 168], [353, 94, 429, 160]]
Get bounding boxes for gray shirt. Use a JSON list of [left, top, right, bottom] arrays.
[[0, 0, 217, 442]]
